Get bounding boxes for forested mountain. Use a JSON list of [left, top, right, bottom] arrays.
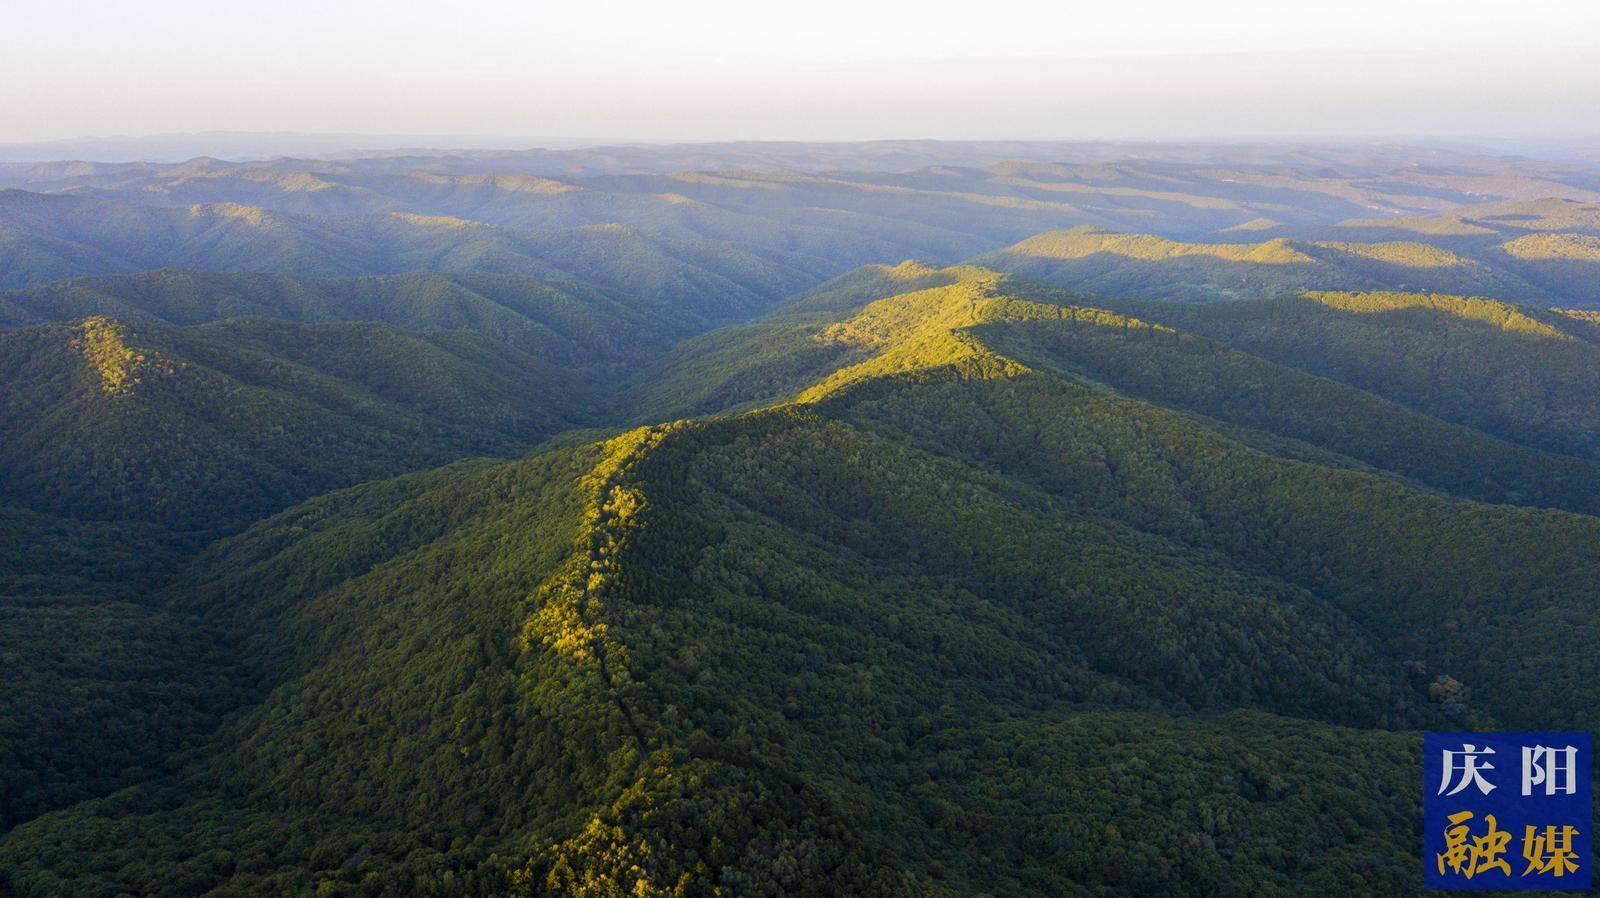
[[974, 225, 1570, 302], [6, 143, 1598, 228], [0, 268, 696, 351], [0, 192, 820, 312], [0, 315, 591, 533], [1329, 198, 1600, 304], [7, 148, 1600, 307], [7, 264, 1600, 895], [1099, 289, 1600, 460], [7, 144, 1600, 897], [0, 259, 817, 538], [10, 150, 1600, 310], [635, 267, 1600, 511]]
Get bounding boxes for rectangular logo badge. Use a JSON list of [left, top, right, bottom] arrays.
[[1425, 732, 1592, 890]]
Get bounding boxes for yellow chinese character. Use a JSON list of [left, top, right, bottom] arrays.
[[1437, 811, 1513, 879], [1522, 825, 1582, 877]]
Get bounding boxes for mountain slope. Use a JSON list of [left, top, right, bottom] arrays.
[[630, 269, 1600, 516], [1102, 290, 1600, 461], [0, 268, 722, 405], [616, 261, 977, 420], [0, 269, 693, 355], [7, 267, 1600, 896], [0, 588, 250, 836], [0, 316, 592, 533], [0, 191, 823, 316], [974, 308, 1600, 516]]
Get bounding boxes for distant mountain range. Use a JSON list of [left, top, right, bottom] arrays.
[[6, 148, 1600, 306], [978, 209, 1600, 302]]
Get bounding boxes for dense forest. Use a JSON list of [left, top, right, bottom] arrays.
[[4, 144, 1600, 896]]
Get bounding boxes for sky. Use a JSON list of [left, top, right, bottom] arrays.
[[3, 0, 1599, 146]]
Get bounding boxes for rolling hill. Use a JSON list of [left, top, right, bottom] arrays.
[[1326, 199, 1600, 304], [10, 150, 1600, 312], [0, 315, 593, 534], [1099, 289, 1600, 460], [0, 268, 695, 355], [973, 226, 1551, 302], [0, 191, 822, 316], [8, 140, 1600, 896], [6, 265, 1600, 896], [8, 146, 1600, 291]]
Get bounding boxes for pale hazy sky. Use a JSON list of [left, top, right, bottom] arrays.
[[3, 0, 1599, 143]]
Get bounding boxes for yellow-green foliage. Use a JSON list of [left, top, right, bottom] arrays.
[[1299, 290, 1568, 338], [799, 280, 1025, 399], [1336, 213, 1497, 236], [773, 259, 964, 316], [981, 225, 1549, 303], [1003, 226, 1313, 264], [1501, 232, 1600, 261], [230, 170, 340, 192], [1311, 241, 1466, 268], [412, 172, 578, 194], [73, 316, 147, 395], [629, 265, 1174, 416], [1223, 217, 1281, 231], [523, 425, 683, 666], [791, 269, 1173, 402], [186, 202, 274, 227], [386, 211, 481, 230], [1552, 307, 1600, 325], [516, 752, 703, 898], [881, 258, 956, 283]]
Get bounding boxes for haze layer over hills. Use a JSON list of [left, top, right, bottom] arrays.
[[4, 141, 1600, 897]]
